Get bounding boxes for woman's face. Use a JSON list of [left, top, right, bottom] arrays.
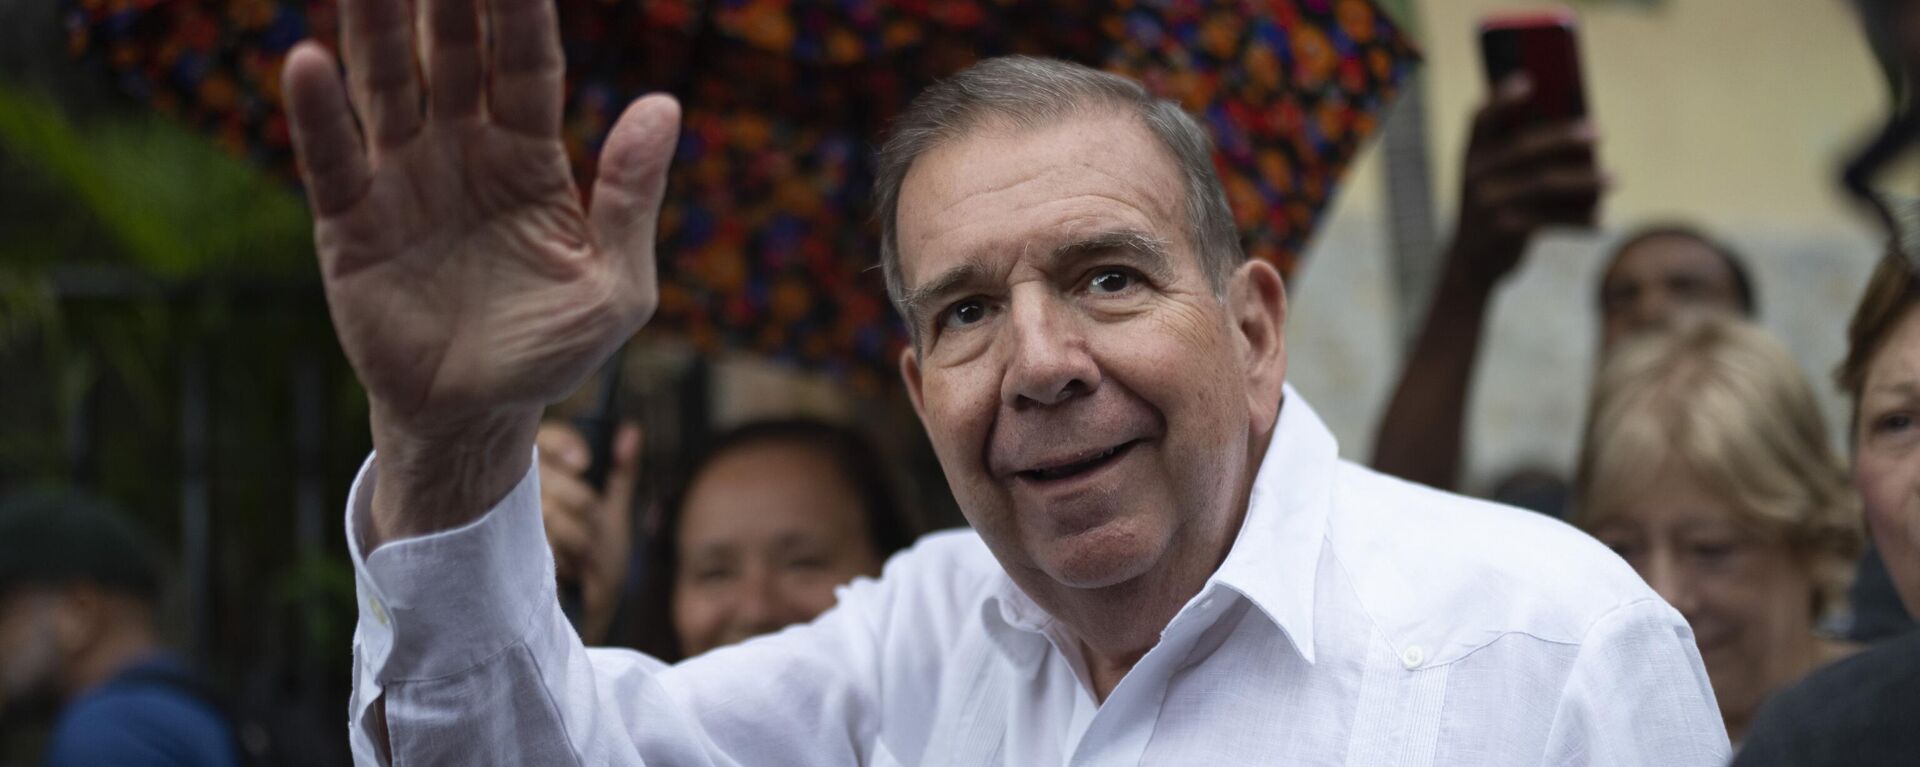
[[671, 442, 885, 657], [1852, 304, 1920, 618], [1589, 463, 1817, 737]]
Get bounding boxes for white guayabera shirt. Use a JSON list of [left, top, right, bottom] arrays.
[[344, 387, 1730, 765]]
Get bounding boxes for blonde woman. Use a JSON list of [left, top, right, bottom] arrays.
[[1576, 317, 1864, 743]]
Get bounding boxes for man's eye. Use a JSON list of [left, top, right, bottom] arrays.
[[1088, 269, 1135, 294], [942, 299, 988, 329]]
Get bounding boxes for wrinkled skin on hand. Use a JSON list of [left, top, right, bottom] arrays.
[[281, 0, 680, 543]]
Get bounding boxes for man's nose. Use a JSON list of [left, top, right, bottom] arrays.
[[1632, 289, 1675, 331], [1000, 292, 1100, 408]]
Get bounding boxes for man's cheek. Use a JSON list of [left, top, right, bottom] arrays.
[[927, 384, 994, 461]]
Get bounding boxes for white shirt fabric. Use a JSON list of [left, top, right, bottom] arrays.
[[345, 388, 1730, 765]]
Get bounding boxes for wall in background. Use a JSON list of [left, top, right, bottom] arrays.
[[1290, 0, 1886, 490]]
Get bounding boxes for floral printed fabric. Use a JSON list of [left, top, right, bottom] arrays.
[[68, 0, 1416, 384]]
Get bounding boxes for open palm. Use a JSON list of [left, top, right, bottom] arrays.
[[283, 0, 679, 432]]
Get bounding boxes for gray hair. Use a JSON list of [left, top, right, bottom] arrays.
[[873, 56, 1244, 336]]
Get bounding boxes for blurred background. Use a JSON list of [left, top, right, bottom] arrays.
[[0, 0, 1891, 763], [1292, 0, 1884, 489]]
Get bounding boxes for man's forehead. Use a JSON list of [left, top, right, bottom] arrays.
[[894, 111, 1186, 287], [1612, 236, 1724, 275]]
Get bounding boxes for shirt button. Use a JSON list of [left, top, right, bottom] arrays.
[[370, 598, 389, 627], [1400, 645, 1425, 669]]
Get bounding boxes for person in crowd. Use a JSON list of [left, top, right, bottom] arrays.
[[1725, 5, 1920, 761], [1595, 227, 1757, 351], [0, 490, 241, 767], [1731, 252, 1920, 763], [1573, 317, 1863, 744], [1371, 74, 1753, 494], [1371, 68, 1911, 642], [638, 419, 915, 659], [287, 4, 1728, 760], [538, 417, 916, 658]]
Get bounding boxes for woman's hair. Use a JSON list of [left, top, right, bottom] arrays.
[[1576, 317, 1862, 619], [1838, 249, 1920, 425], [629, 418, 918, 660]]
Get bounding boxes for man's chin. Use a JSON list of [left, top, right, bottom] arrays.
[[1034, 517, 1166, 590]]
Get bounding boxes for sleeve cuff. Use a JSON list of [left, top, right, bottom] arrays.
[[346, 448, 554, 683]]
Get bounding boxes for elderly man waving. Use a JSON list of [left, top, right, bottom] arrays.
[[284, 0, 1728, 763]]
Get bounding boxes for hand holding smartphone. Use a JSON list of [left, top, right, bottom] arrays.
[[1480, 10, 1589, 124], [1444, 8, 1606, 284]]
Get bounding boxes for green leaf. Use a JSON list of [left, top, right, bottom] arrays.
[[0, 83, 314, 278]]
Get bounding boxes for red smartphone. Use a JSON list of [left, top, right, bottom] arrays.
[[1479, 10, 1589, 123]]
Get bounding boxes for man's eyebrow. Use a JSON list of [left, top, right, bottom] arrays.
[[899, 258, 993, 328], [1051, 230, 1176, 281], [898, 231, 1174, 328]]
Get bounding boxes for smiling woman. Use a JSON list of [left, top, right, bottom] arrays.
[[1575, 316, 1864, 744], [1839, 251, 1920, 621], [631, 419, 918, 661]]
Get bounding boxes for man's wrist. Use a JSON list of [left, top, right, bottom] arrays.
[[1440, 237, 1523, 297], [1431, 244, 1512, 317], [367, 403, 541, 549]]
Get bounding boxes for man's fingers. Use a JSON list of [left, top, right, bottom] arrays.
[[1466, 122, 1597, 181], [603, 423, 643, 517], [487, 0, 565, 137], [544, 493, 592, 563], [537, 421, 590, 472], [421, 0, 485, 120], [1468, 74, 1533, 146], [542, 469, 603, 531], [590, 95, 683, 293], [283, 43, 372, 219], [339, 0, 423, 150], [1479, 171, 1608, 233], [1483, 170, 1608, 208]]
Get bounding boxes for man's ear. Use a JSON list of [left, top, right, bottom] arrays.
[[900, 346, 928, 422], [1230, 259, 1288, 429]]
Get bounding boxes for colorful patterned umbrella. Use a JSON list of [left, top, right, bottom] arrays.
[[66, 0, 1418, 386]]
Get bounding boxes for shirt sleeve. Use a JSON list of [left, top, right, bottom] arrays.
[[344, 451, 896, 767], [1540, 598, 1731, 766]]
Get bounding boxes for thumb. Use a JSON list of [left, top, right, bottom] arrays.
[[589, 94, 682, 306], [604, 422, 644, 514]]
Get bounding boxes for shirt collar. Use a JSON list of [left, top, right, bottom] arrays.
[[1208, 383, 1333, 665], [982, 383, 1336, 666], [981, 587, 1054, 671]]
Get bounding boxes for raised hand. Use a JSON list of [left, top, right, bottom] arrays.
[[539, 420, 643, 644], [1449, 74, 1607, 288], [1370, 77, 1607, 491], [282, 0, 680, 545]]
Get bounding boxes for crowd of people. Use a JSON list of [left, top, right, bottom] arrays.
[[6, 0, 1920, 764]]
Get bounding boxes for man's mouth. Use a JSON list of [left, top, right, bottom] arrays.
[[1017, 441, 1139, 482]]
